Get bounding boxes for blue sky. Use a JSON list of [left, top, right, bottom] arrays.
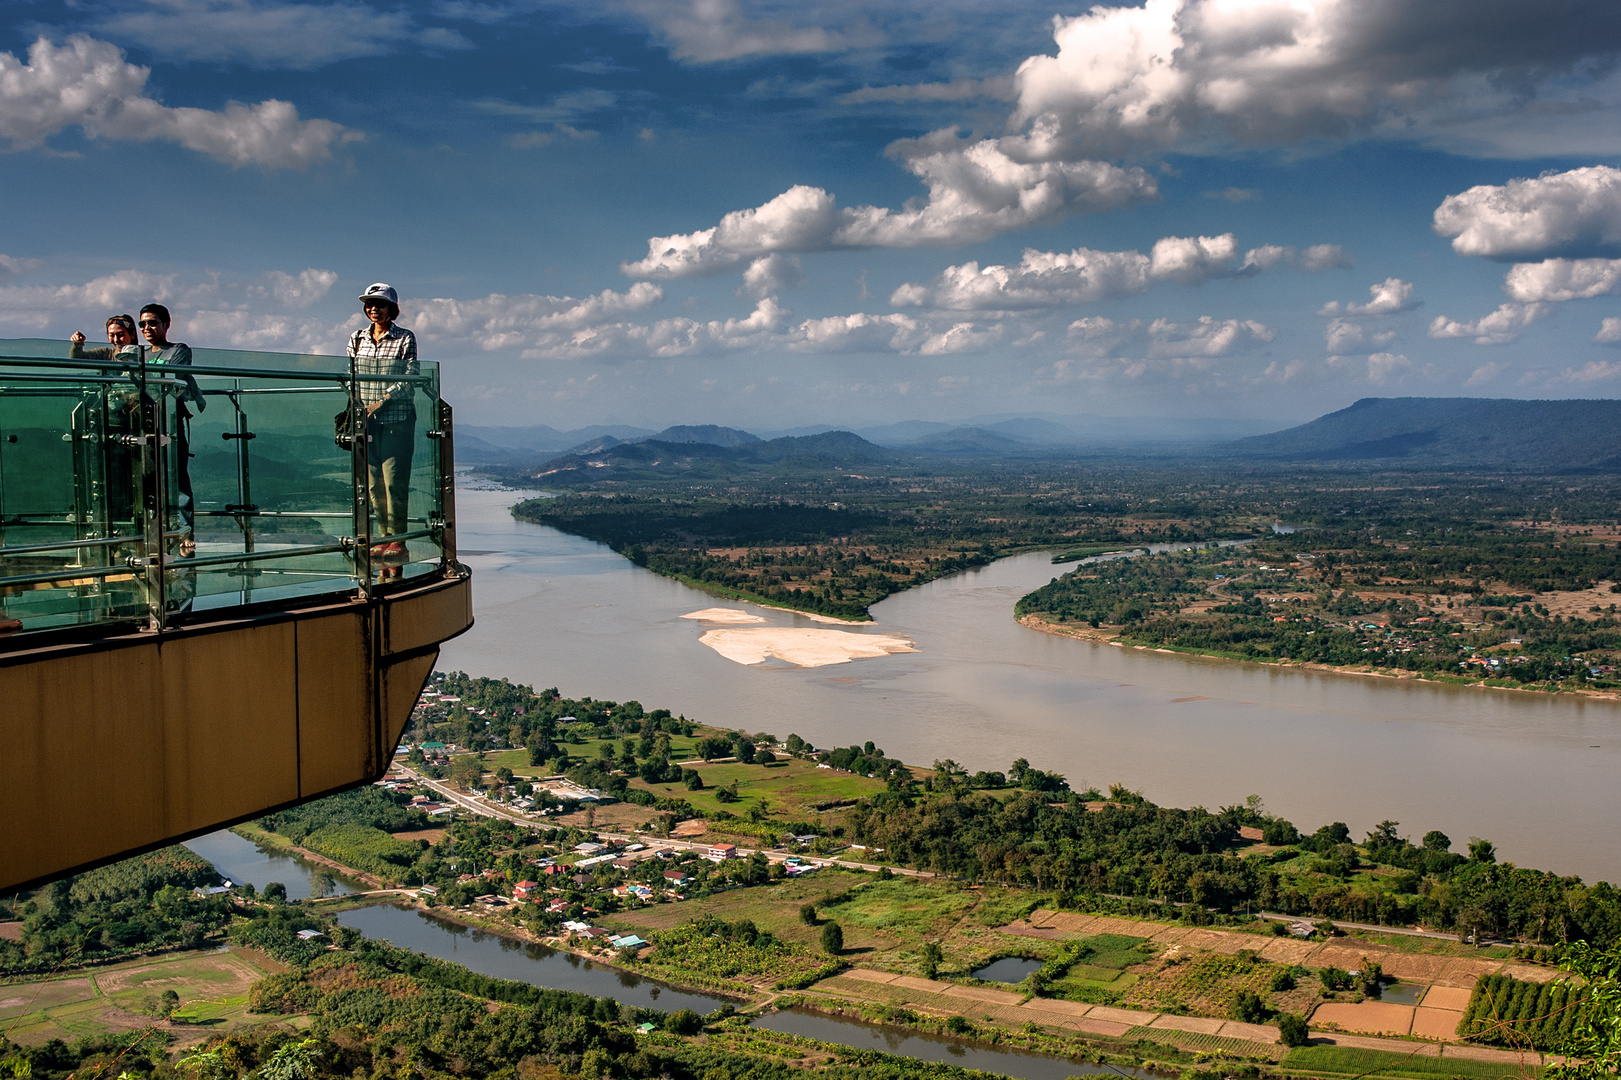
[[4, 0, 1621, 432]]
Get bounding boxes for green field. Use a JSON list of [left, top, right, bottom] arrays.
[[602, 873, 1044, 974], [1279, 1046, 1532, 1080], [0, 948, 285, 1046], [632, 756, 890, 819]]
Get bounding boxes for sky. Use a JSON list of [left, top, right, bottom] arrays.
[[4, 0, 1621, 433]]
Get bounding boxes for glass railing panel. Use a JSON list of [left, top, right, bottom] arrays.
[[180, 368, 357, 613], [0, 341, 450, 639], [0, 363, 178, 630]]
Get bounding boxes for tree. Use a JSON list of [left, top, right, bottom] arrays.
[[920, 941, 943, 979], [263, 882, 287, 904], [820, 921, 844, 955], [684, 770, 705, 791], [799, 903, 818, 926], [1422, 829, 1452, 852], [1233, 991, 1267, 1022], [258, 1038, 321, 1080], [1469, 837, 1498, 864], [1549, 939, 1621, 1080], [1278, 1013, 1310, 1047], [449, 754, 484, 791], [159, 989, 180, 1017], [665, 1008, 704, 1036], [1366, 820, 1402, 847]]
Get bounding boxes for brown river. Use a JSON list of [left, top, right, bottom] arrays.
[[439, 486, 1619, 883]]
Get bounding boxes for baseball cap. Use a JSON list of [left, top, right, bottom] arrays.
[[359, 283, 399, 307]]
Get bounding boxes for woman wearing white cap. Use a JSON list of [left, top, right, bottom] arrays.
[[349, 283, 418, 558]]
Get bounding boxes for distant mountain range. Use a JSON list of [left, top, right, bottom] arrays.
[[464, 398, 1621, 476], [458, 412, 1275, 463], [1226, 397, 1621, 471], [528, 429, 895, 483]]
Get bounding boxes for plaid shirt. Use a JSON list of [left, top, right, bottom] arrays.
[[349, 324, 418, 425]]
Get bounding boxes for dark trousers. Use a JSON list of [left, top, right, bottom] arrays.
[[366, 419, 415, 538], [174, 421, 193, 533]]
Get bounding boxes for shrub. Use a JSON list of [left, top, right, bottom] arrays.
[[665, 1008, 704, 1035], [1278, 1013, 1310, 1047], [799, 903, 818, 925], [920, 942, 943, 979], [1233, 991, 1268, 1022], [1270, 968, 1296, 992], [1319, 966, 1352, 991], [821, 921, 844, 955]]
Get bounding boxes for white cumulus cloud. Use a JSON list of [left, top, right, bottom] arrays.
[[1502, 257, 1621, 302], [1597, 317, 1621, 344], [1317, 278, 1418, 317], [740, 254, 806, 298], [1366, 352, 1411, 385], [0, 266, 348, 346], [1006, 0, 1621, 160], [779, 312, 925, 353], [0, 35, 354, 167], [1427, 302, 1552, 345], [1434, 166, 1621, 260], [889, 233, 1322, 311], [250, 269, 339, 309], [623, 142, 1158, 278], [412, 283, 665, 351], [1065, 313, 1274, 361]]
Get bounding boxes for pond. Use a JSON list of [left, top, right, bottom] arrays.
[[971, 957, 1044, 983], [1380, 981, 1425, 1005]]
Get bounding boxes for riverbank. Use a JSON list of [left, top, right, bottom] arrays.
[[1017, 613, 1621, 701]]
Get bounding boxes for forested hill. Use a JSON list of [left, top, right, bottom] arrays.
[[529, 429, 899, 485], [1228, 397, 1621, 470]]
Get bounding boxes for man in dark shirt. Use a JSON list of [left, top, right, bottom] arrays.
[[138, 304, 203, 546]]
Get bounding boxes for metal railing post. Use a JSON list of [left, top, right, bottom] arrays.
[[136, 347, 169, 630], [350, 360, 372, 600], [435, 399, 457, 567]]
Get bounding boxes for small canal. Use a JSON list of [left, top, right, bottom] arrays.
[[185, 829, 366, 902], [190, 833, 1152, 1080]]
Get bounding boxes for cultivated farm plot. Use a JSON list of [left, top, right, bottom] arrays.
[[0, 949, 280, 1046], [1123, 1025, 1284, 1060], [633, 757, 888, 819], [606, 875, 1022, 972], [1121, 951, 1282, 1018], [1280, 1045, 1527, 1080], [604, 871, 875, 948]]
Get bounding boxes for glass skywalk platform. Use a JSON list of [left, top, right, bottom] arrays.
[[0, 338, 456, 639]]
